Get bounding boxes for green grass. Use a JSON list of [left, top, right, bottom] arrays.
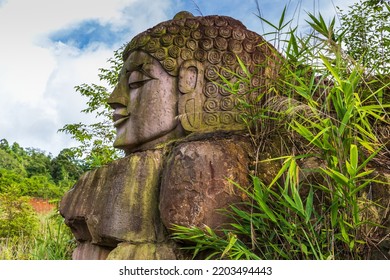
[[0, 210, 75, 260]]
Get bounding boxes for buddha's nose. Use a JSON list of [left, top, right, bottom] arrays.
[[107, 82, 129, 109]]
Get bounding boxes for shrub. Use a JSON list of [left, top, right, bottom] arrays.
[[0, 190, 39, 238]]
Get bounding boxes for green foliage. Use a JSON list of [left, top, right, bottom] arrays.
[[31, 213, 76, 260], [24, 148, 52, 177], [22, 175, 62, 199], [0, 191, 39, 238], [0, 169, 24, 194], [338, 0, 390, 75], [59, 46, 125, 168], [172, 224, 260, 260], [173, 153, 385, 259], [0, 140, 82, 259], [172, 4, 389, 260], [0, 212, 75, 260], [50, 148, 84, 183], [0, 139, 86, 199], [0, 150, 25, 175]]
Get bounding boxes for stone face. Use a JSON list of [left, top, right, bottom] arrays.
[[107, 51, 183, 155], [107, 12, 281, 155], [60, 149, 176, 259], [159, 136, 251, 230]]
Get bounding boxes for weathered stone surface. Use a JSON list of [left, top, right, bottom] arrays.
[[106, 242, 179, 260], [60, 149, 174, 258], [71, 242, 111, 260], [159, 136, 251, 231]]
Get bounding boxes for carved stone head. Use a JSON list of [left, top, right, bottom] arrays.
[[108, 11, 279, 154]]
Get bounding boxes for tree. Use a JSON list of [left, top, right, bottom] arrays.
[[338, 0, 390, 75], [59, 47, 125, 168], [0, 140, 80, 199], [0, 139, 10, 152], [0, 150, 25, 175], [0, 169, 25, 194], [51, 148, 85, 184], [24, 148, 52, 178]]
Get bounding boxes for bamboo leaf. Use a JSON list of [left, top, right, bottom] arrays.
[[258, 16, 278, 30], [350, 144, 358, 172], [305, 187, 314, 223], [356, 148, 381, 173], [350, 179, 372, 196], [221, 233, 238, 258], [338, 104, 354, 136], [268, 156, 293, 188], [353, 123, 378, 142], [278, 6, 287, 30], [358, 140, 376, 153], [354, 169, 374, 179], [235, 55, 250, 78], [292, 189, 305, 217], [339, 221, 350, 243], [291, 121, 326, 149], [301, 243, 309, 256], [346, 161, 353, 177], [320, 55, 342, 86], [321, 167, 349, 186], [282, 191, 297, 209]]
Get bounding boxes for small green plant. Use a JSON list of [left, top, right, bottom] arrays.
[[31, 212, 75, 260], [0, 190, 39, 238], [0, 236, 33, 260], [0, 210, 75, 260]]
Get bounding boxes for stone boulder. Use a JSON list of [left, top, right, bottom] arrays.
[[159, 135, 252, 231], [60, 149, 177, 259]]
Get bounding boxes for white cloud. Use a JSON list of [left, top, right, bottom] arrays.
[[0, 0, 135, 36]]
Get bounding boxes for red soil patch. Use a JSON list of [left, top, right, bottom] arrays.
[[29, 198, 56, 214]]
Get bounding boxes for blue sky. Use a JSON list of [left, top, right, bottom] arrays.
[[0, 0, 358, 155]]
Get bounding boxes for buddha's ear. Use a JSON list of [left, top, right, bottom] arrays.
[[178, 60, 205, 132]]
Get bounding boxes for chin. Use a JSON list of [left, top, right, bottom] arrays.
[[113, 137, 138, 153]]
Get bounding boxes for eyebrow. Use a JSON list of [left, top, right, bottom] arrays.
[[125, 62, 155, 78]]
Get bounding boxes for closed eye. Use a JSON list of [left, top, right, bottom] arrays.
[[128, 67, 155, 90], [128, 79, 153, 89]]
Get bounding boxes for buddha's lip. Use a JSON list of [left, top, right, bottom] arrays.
[[113, 115, 130, 128], [113, 108, 130, 128]]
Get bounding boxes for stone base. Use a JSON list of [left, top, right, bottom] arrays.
[[60, 149, 178, 259], [60, 135, 254, 259], [106, 242, 179, 260], [72, 242, 111, 260]]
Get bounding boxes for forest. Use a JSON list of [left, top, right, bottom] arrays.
[[0, 139, 85, 259], [0, 139, 85, 200]]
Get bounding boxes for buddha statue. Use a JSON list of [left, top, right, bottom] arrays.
[[60, 11, 280, 260], [107, 11, 278, 154]]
